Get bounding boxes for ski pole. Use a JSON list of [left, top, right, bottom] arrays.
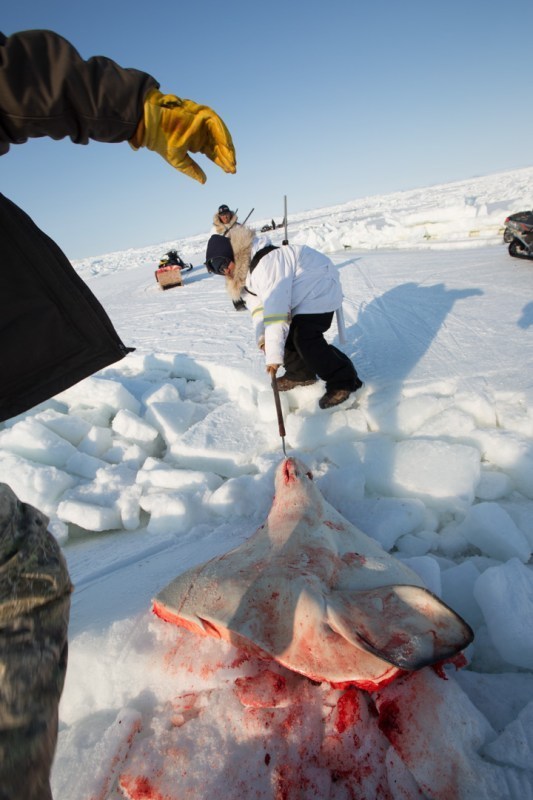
[[282, 195, 288, 245]]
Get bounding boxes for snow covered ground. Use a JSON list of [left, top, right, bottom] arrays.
[[2, 166, 533, 798]]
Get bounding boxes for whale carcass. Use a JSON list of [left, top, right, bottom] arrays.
[[153, 457, 473, 689]]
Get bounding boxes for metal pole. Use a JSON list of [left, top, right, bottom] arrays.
[[223, 207, 254, 236], [268, 366, 287, 456]]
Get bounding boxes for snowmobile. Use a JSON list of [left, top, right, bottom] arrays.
[[504, 210, 533, 260], [261, 217, 286, 233], [158, 250, 193, 272], [154, 250, 193, 289]]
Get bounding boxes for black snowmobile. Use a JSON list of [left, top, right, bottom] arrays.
[[503, 210, 533, 260], [158, 250, 193, 272]]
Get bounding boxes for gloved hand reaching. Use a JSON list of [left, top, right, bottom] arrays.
[[130, 88, 236, 183]]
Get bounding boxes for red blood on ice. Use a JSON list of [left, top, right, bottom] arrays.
[[120, 774, 169, 799], [230, 650, 253, 669], [234, 669, 289, 708], [335, 688, 360, 734], [377, 699, 403, 740]]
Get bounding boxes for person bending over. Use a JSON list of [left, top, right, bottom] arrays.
[[204, 228, 362, 409]]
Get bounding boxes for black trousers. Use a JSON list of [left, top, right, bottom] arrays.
[[283, 312, 360, 391]]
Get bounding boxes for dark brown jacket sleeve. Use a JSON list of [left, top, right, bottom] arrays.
[[0, 29, 159, 155]]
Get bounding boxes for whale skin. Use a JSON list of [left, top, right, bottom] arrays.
[[153, 457, 473, 689]]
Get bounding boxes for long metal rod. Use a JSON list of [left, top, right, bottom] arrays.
[[269, 367, 287, 456], [223, 207, 254, 237], [241, 207, 255, 226]]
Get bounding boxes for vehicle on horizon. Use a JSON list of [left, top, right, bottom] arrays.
[[503, 210, 533, 260]]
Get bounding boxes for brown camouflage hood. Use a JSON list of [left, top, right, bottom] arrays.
[[0, 484, 72, 621], [0, 483, 72, 799]]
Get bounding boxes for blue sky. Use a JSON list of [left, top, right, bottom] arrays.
[[2, 0, 533, 259]]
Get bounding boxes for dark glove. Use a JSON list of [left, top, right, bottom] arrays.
[[233, 298, 247, 311]]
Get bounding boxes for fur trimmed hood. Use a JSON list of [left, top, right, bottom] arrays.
[[212, 210, 239, 235], [225, 225, 256, 301]]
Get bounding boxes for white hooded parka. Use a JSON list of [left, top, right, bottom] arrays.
[[244, 241, 344, 367]]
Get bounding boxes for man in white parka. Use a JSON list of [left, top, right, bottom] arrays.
[[205, 227, 362, 409]]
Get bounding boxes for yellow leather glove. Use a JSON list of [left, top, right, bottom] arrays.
[[131, 88, 236, 183]]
